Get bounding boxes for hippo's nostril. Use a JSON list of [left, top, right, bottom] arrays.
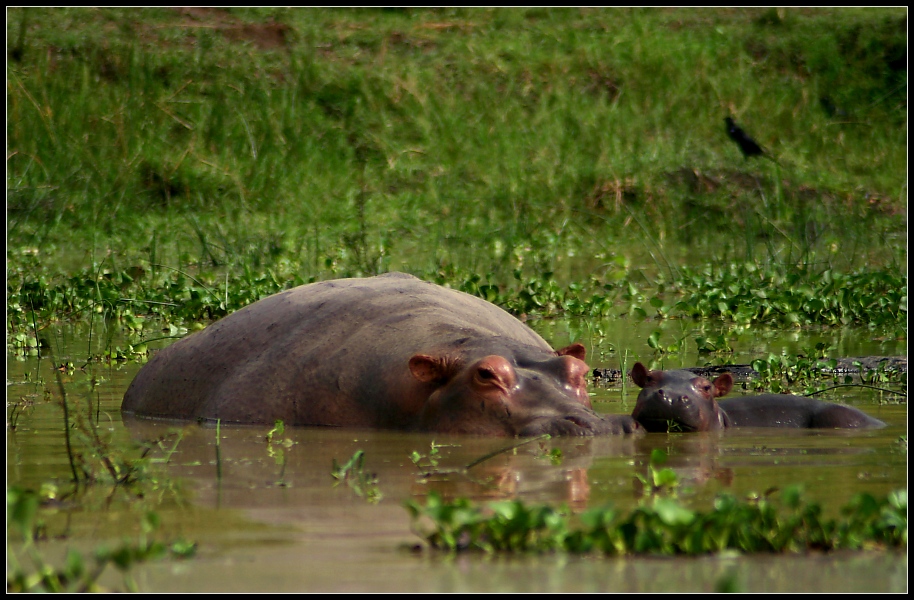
[[563, 415, 593, 430]]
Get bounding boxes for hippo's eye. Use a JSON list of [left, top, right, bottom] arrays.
[[477, 368, 496, 381]]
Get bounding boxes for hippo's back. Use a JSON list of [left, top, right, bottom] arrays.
[[720, 394, 887, 429], [122, 273, 552, 426]]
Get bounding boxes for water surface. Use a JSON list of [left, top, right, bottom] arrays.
[[6, 319, 907, 592]]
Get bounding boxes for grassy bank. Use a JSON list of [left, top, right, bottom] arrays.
[[6, 7, 908, 331]]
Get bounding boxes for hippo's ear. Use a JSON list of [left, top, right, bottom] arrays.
[[711, 373, 733, 397], [409, 354, 456, 384], [630, 362, 651, 388], [556, 342, 586, 362]]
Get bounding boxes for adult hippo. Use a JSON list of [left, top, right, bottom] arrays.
[[629, 362, 886, 432], [122, 273, 642, 437]]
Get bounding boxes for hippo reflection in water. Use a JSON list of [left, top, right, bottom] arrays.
[[630, 362, 886, 432], [122, 273, 642, 437]]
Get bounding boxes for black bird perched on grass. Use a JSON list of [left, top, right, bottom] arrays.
[[724, 117, 766, 160], [819, 96, 848, 118]]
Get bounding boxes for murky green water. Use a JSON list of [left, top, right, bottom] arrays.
[[6, 319, 907, 592]]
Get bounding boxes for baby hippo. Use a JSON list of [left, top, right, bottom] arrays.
[[630, 362, 886, 432]]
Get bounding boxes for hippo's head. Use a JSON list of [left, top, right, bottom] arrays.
[[630, 363, 733, 432], [410, 343, 641, 437]]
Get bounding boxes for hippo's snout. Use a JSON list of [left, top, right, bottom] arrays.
[[645, 389, 692, 407], [519, 412, 642, 437], [632, 388, 699, 433], [563, 415, 595, 430], [517, 414, 599, 437]]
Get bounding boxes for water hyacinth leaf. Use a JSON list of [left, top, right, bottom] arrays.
[[652, 468, 679, 489], [649, 448, 668, 465], [647, 331, 661, 349], [652, 497, 695, 526], [781, 485, 804, 509], [64, 549, 86, 579], [490, 500, 521, 522], [888, 490, 907, 511], [7, 487, 39, 538]]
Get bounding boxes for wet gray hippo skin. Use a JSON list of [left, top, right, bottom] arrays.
[[629, 362, 886, 432], [122, 273, 642, 437]]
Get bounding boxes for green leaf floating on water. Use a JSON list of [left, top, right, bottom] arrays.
[[652, 497, 695, 526]]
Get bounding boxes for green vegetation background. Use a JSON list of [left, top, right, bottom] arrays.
[[6, 7, 907, 332]]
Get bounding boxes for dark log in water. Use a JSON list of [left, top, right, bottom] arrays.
[[592, 356, 907, 385]]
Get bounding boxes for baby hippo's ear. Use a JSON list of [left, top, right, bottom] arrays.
[[630, 362, 653, 388], [555, 342, 586, 362], [712, 373, 733, 397]]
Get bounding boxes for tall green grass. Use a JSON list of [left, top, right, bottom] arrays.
[[7, 7, 907, 288]]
